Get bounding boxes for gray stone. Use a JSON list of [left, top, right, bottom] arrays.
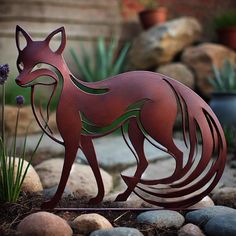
[[230, 160, 236, 169], [136, 210, 185, 228], [90, 227, 144, 236], [117, 139, 202, 193], [35, 159, 113, 198], [185, 206, 236, 226], [43, 186, 74, 199], [215, 163, 236, 188], [78, 135, 170, 169], [129, 17, 202, 69], [212, 187, 236, 208], [104, 193, 144, 208], [157, 63, 195, 89], [15, 133, 170, 169], [178, 223, 205, 236], [205, 213, 236, 236], [11, 133, 64, 158], [17, 212, 72, 236]]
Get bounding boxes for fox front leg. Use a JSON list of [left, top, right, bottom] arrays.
[[41, 144, 78, 209]]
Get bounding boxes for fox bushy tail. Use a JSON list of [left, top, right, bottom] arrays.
[[135, 78, 227, 208]]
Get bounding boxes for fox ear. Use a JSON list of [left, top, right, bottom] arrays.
[[15, 25, 32, 51], [45, 27, 66, 54]]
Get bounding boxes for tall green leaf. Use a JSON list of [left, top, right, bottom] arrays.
[[70, 37, 130, 82]]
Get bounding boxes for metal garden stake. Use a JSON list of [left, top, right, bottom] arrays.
[[15, 26, 227, 209]]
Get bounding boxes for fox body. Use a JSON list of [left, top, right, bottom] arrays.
[[15, 26, 227, 209]]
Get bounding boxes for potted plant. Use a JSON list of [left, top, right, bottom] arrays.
[[209, 60, 236, 128], [214, 10, 236, 49], [138, 0, 168, 30]]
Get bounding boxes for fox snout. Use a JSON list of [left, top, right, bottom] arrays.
[[15, 72, 29, 86], [15, 76, 22, 85]]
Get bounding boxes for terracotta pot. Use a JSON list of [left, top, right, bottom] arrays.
[[217, 27, 236, 50], [139, 7, 168, 30]]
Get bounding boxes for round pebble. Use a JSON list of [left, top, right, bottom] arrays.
[[185, 206, 236, 226], [17, 212, 72, 236], [178, 223, 205, 236], [136, 210, 185, 229], [73, 213, 113, 234], [43, 186, 74, 199], [212, 187, 236, 208], [205, 213, 236, 236], [188, 196, 214, 209], [90, 227, 144, 236]]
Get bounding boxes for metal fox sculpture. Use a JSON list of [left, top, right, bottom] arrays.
[[15, 25, 227, 209]]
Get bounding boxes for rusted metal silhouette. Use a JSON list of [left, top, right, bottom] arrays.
[[15, 26, 227, 209]]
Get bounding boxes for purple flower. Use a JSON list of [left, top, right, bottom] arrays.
[[0, 64, 9, 85], [16, 95, 25, 106]]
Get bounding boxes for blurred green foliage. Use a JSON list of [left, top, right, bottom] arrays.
[[70, 37, 130, 82], [209, 60, 236, 92], [214, 10, 236, 29]]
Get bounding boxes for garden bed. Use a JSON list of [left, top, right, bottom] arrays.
[[0, 193, 179, 236]]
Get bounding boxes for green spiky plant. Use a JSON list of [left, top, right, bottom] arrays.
[[214, 10, 236, 29], [223, 126, 236, 152], [70, 37, 130, 82], [209, 59, 236, 92], [0, 64, 43, 203], [139, 0, 159, 10]]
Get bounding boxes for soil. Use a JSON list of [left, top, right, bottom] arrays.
[[0, 193, 179, 236]]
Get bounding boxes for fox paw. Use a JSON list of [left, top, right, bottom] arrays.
[[41, 200, 57, 209], [89, 195, 103, 205]]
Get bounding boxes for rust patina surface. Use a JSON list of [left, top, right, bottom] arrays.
[[15, 26, 227, 209]]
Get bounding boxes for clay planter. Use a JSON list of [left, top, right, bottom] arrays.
[[217, 27, 236, 50], [139, 7, 167, 30], [210, 92, 236, 127]]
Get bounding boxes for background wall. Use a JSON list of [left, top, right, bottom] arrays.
[[0, 0, 121, 75], [0, 0, 236, 76], [121, 0, 236, 41]]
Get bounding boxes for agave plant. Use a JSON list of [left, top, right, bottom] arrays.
[[209, 59, 236, 92], [70, 37, 130, 82]]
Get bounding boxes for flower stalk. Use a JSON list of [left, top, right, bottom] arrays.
[[0, 65, 43, 203]]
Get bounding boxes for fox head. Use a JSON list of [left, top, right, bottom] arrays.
[[15, 25, 66, 87]]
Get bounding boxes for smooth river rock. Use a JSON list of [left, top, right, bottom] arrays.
[[2, 157, 43, 193], [90, 227, 144, 236], [204, 213, 236, 236], [35, 158, 113, 198], [129, 17, 202, 69], [211, 187, 236, 208], [157, 63, 195, 89], [178, 223, 205, 236], [17, 212, 72, 236], [136, 210, 185, 229], [181, 43, 236, 97], [185, 206, 236, 226], [73, 213, 113, 234]]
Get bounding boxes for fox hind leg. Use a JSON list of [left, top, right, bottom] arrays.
[[115, 118, 148, 201], [140, 101, 184, 185]]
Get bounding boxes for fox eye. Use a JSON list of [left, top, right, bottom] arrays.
[[18, 62, 24, 71], [36, 64, 42, 68]]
